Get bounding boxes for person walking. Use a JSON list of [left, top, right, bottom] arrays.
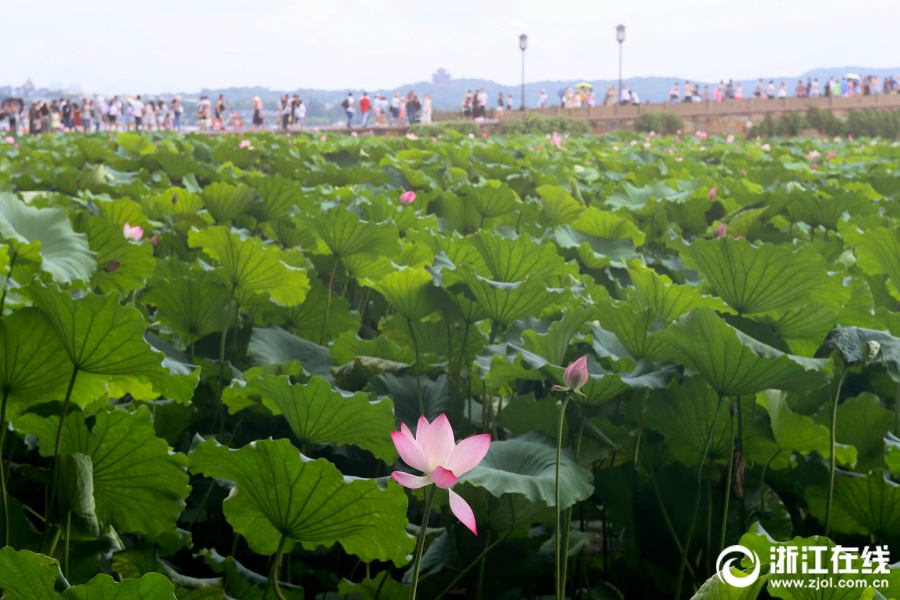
[[421, 94, 432, 124], [359, 92, 371, 127], [538, 89, 548, 110], [251, 96, 263, 130], [390, 92, 401, 126], [172, 98, 183, 131], [342, 92, 355, 128], [132, 95, 144, 131]]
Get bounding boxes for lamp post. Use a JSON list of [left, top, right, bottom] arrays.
[[519, 34, 528, 110], [616, 25, 625, 106]]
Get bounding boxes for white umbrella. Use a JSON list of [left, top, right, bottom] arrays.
[[845, 73, 861, 80]]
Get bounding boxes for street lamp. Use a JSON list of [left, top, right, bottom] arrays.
[[616, 25, 625, 106], [519, 34, 528, 110]]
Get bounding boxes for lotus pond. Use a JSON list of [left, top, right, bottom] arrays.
[[0, 131, 898, 599]]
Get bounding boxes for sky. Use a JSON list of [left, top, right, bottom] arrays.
[[6, 0, 899, 94]]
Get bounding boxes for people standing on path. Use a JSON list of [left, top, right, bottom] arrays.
[[359, 92, 371, 127], [342, 92, 355, 128], [251, 96, 263, 130], [172, 98, 183, 131], [538, 89, 548, 109], [421, 94, 432, 124], [132, 95, 144, 131]]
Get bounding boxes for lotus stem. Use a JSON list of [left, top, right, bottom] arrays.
[[555, 394, 571, 600], [63, 510, 71, 578], [409, 486, 437, 600], [0, 390, 9, 546], [0, 252, 17, 315], [263, 532, 288, 600], [825, 367, 847, 537], [434, 529, 511, 600], [560, 418, 586, 597], [894, 383, 900, 435], [407, 318, 424, 415], [475, 529, 492, 600], [674, 392, 723, 599], [719, 402, 737, 554], [319, 260, 339, 345], [46, 365, 79, 524]]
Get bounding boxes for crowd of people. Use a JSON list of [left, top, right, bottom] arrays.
[[664, 74, 897, 104], [7, 95, 186, 135], [338, 91, 432, 128]]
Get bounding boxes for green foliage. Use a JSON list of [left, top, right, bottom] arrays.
[[0, 131, 897, 599], [635, 111, 684, 134]]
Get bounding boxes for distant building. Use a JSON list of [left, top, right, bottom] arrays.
[[22, 78, 35, 97], [432, 68, 452, 85]]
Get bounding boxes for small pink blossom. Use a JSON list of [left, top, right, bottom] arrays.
[[643, 142, 651, 149], [696, 131, 708, 140], [811, 163, 818, 170], [3, 136, 14, 144], [238, 139, 252, 149], [150, 234, 159, 246], [406, 133, 419, 140], [468, 133, 475, 139], [715, 223, 728, 238], [826, 150, 836, 159], [122, 222, 144, 241], [629, 140, 637, 146], [550, 131, 562, 147], [553, 355, 590, 394], [848, 135, 854, 141], [807, 150, 821, 161], [648, 130, 656, 137], [675, 156, 683, 162], [761, 143, 771, 151], [833, 136, 842, 142], [399, 190, 416, 205], [351, 131, 358, 138], [726, 134, 735, 144], [481, 131, 489, 140], [319, 134, 327, 142], [391, 414, 490, 535], [708, 186, 717, 199]]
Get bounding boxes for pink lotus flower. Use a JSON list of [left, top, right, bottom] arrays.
[[481, 131, 489, 140], [643, 142, 651, 149], [715, 223, 728, 237], [675, 156, 683, 162], [553, 355, 589, 394], [4, 136, 14, 144], [826, 150, 836, 159], [848, 135, 854, 142], [391, 414, 490, 535], [726, 134, 735, 144], [399, 190, 416, 204], [150, 234, 159, 246], [351, 131, 358, 138], [468, 133, 475, 139], [123, 222, 144, 241], [239, 139, 252, 149], [833, 136, 842, 142], [761, 143, 771, 151], [807, 150, 821, 161], [550, 132, 562, 147], [811, 162, 818, 170], [319, 134, 327, 142], [697, 131, 708, 140], [648, 130, 656, 137], [406, 133, 419, 141], [708, 185, 717, 199]]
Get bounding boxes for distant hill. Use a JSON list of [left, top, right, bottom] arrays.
[[4, 66, 898, 124]]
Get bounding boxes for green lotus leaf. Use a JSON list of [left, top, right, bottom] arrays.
[[460, 432, 594, 509], [572, 207, 645, 247], [830, 393, 893, 461], [198, 547, 303, 599], [116, 132, 157, 156], [57, 453, 100, 539], [65, 573, 176, 599], [250, 174, 305, 220], [690, 571, 767, 600], [467, 232, 570, 282], [273, 277, 360, 343], [825, 326, 900, 382], [520, 307, 593, 366], [595, 300, 668, 360], [14, 406, 189, 538], [461, 180, 518, 219], [805, 470, 900, 538], [628, 263, 731, 321], [28, 285, 167, 387], [644, 377, 732, 466], [188, 226, 309, 307], [226, 374, 396, 462], [143, 259, 230, 346], [248, 326, 335, 380], [0, 547, 60, 600], [535, 185, 584, 226], [679, 237, 846, 314], [461, 272, 561, 327], [366, 267, 440, 321], [0, 308, 72, 416], [0, 192, 96, 284], [757, 390, 857, 468], [80, 214, 155, 294], [659, 308, 828, 396], [202, 182, 258, 223], [843, 226, 900, 292], [189, 437, 413, 565], [308, 207, 399, 258]]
